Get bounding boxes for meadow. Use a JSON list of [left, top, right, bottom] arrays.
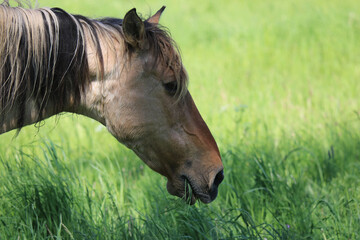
[[1, 0, 360, 239]]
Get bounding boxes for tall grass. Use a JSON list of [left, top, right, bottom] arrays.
[[1, 0, 360, 239]]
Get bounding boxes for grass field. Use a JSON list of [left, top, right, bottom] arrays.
[[1, 0, 360, 239]]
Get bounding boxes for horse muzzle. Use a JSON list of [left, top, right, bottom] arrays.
[[167, 168, 224, 205]]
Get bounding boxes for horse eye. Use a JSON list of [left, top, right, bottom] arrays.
[[163, 81, 178, 95]]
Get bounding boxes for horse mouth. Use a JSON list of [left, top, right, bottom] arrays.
[[181, 176, 212, 205]]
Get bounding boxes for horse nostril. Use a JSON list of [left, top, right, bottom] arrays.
[[213, 169, 224, 187], [208, 169, 224, 201]]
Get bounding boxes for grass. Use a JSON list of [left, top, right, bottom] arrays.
[[1, 0, 360, 239]]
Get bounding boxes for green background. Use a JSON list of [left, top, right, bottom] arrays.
[[0, 0, 360, 238]]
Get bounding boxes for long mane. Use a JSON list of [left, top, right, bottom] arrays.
[[0, 2, 187, 129]]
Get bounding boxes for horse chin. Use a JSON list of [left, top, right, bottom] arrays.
[[182, 176, 213, 204], [166, 178, 194, 205], [166, 176, 212, 205]]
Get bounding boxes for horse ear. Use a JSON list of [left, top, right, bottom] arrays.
[[147, 6, 166, 24], [123, 8, 145, 49]]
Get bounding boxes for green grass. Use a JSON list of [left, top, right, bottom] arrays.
[[1, 0, 360, 239]]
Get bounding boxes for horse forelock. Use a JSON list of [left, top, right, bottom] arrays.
[[143, 22, 188, 100], [99, 17, 188, 100], [99, 18, 188, 99]]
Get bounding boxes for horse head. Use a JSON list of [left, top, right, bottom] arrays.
[[90, 8, 224, 204]]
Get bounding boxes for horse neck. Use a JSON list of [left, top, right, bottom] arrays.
[[71, 26, 127, 126], [0, 74, 107, 135], [0, 16, 128, 134], [0, 69, 109, 134], [0, 96, 59, 134]]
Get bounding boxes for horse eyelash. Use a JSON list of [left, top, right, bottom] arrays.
[[163, 81, 177, 95]]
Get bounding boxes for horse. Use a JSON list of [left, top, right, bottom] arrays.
[[0, 1, 224, 204]]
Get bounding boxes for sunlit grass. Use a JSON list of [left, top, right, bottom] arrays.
[[1, 0, 360, 239]]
